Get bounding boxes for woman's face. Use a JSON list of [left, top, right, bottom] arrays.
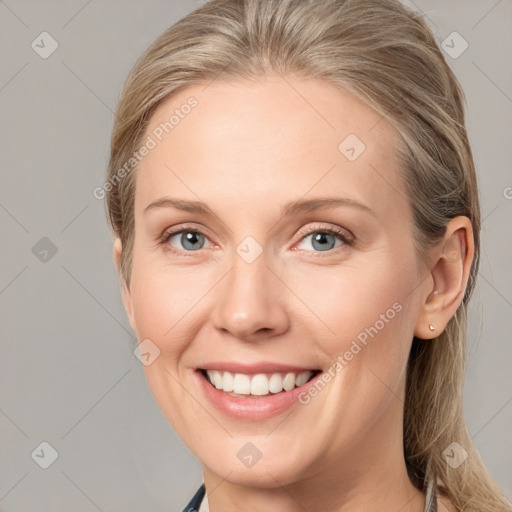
[[120, 75, 429, 487]]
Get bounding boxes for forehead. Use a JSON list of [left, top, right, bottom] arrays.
[[135, 75, 409, 222]]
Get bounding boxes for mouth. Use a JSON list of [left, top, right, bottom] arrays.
[[199, 368, 322, 398]]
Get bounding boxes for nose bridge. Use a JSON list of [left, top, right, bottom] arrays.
[[211, 248, 289, 339]]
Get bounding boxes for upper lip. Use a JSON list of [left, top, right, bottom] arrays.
[[198, 361, 320, 374]]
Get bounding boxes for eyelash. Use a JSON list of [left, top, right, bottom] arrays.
[[159, 223, 354, 257]]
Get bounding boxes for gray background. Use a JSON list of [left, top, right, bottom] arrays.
[[0, 1, 510, 510]]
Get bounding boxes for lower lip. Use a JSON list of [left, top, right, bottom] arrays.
[[195, 370, 320, 420]]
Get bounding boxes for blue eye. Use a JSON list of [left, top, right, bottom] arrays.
[[167, 230, 207, 251], [296, 230, 347, 252]]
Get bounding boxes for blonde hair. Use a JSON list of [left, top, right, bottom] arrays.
[[105, 0, 510, 509]]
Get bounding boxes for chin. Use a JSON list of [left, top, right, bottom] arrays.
[[193, 434, 320, 489]]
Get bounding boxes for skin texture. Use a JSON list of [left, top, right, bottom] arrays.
[[114, 75, 472, 512]]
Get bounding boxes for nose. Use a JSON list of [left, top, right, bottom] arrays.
[[211, 254, 290, 342]]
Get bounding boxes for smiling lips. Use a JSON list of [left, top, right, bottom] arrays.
[[203, 369, 319, 397], [196, 364, 323, 418]]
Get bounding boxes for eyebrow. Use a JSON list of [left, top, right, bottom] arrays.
[[143, 196, 375, 218], [281, 197, 375, 218], [144, 198, 216, 216]]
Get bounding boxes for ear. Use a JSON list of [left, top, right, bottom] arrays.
[[414, 216, 475, 340], [113, 238, 137, 333]]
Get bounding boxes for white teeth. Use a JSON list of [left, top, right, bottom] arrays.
[[222, 371, 234, 392], [205, 370, 314, 396], [233, 373, 251, 394], [268, 373, 283, 393], [250, 374, 269, 396], [210, 370, 223, 389], [282, 372, 296, 391], [295, 371, 310, 387]]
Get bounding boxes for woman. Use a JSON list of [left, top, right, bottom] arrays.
[[104, 0, 510, 510]]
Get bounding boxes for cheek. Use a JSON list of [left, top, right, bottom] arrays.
[[289, 254, 417, 356], [128, 253, 208, 352]]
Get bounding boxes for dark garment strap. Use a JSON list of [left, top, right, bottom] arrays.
[[181, 484, 205, 512]]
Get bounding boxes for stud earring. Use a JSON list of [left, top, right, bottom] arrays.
[[429, 324, 436, 332]]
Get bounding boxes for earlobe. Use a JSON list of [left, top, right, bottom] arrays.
[[113, 238, 137, 333], [113, 238, 123, 274], [413, 216, 474, 340]]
